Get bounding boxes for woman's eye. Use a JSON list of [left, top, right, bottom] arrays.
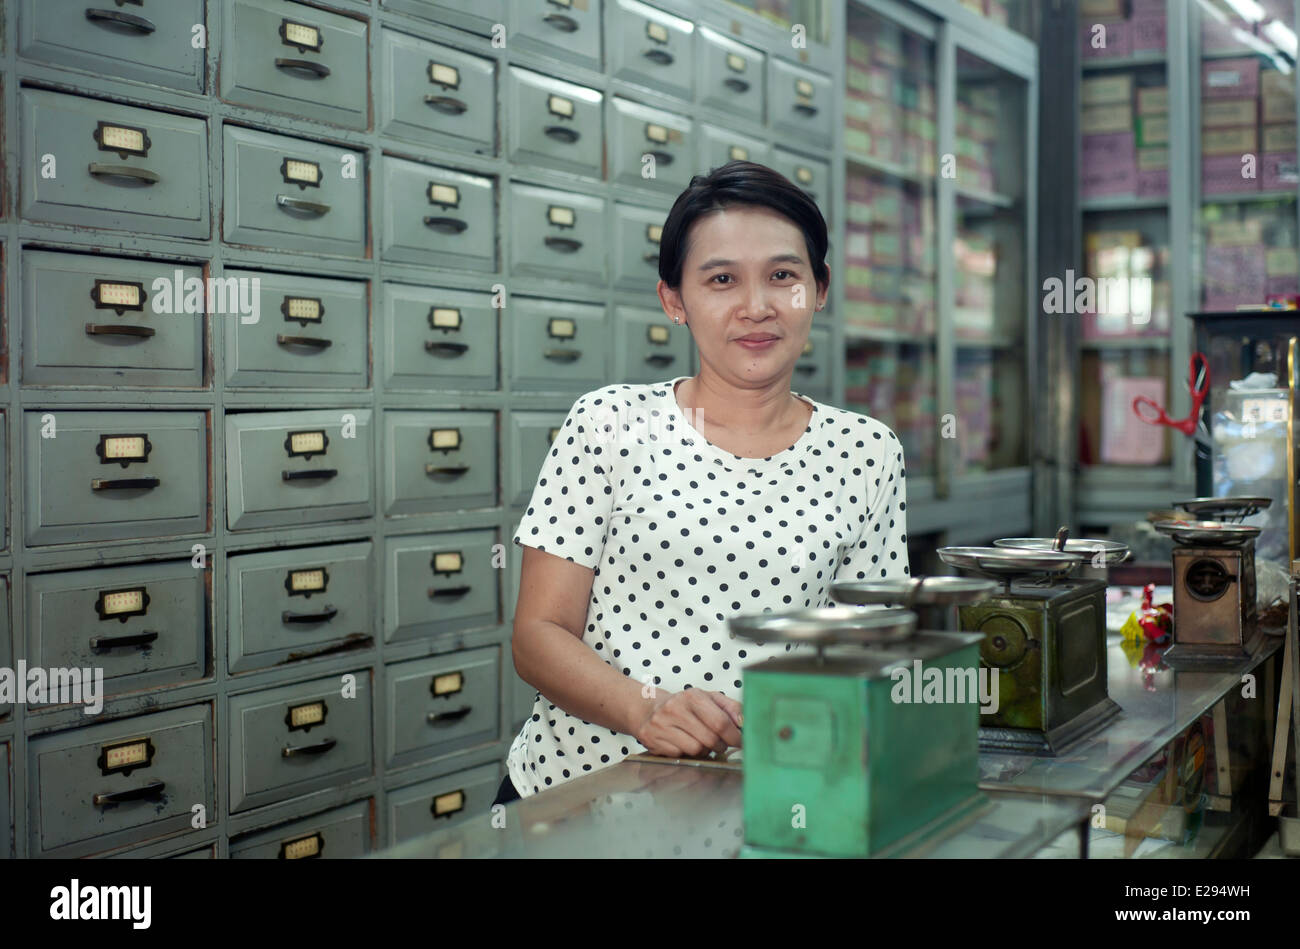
[[710, 274, 733, 284], [772, 270, 796, 280]]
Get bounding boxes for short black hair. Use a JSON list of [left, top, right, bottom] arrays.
[[657, 160, 829, 291]]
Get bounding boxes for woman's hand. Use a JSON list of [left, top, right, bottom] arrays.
[[633, 689, 744, 758]]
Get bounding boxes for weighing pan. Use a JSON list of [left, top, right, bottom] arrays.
[[937, 546, 1080, 579], [1172, 497, 1272, 522], [727, 606, 917, 646], [1152, 520, 1261, 547], [992, 537, 1131, 565], [830, 576, 998, 607]]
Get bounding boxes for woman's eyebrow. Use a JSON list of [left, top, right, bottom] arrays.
[[697, 253, 805, 270]]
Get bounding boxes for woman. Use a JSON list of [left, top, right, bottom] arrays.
[[495, 161, 909, 804]]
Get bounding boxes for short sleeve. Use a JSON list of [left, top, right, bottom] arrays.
[[512, 391, 618, 571], [827, 426, 910, 603]]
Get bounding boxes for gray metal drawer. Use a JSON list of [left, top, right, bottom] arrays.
[[509, 0, 601, 72], [382, 0, 506, 36], [382, 284, 498, 391], [772, 147, 831, 222], [388, 762, 499, 844], [379, 28, 496, 156], [509, 298, 608, 392], [612, 202, 667, 291], [23, 410, 208, 547], [223, 126, 367, 258], [0, 579, 9, 722], [19, 0, 206, 93], [224, 269, 368, 389], [21, 251, 204, 388], [608, 0, 694, 101], [699, 124, 772, 172], [508, 412, 567, 507], [506, 67, 602, 178], [614, 306, 690, 384], [697, 25, 764, 123], [609, 96, 694, 193], [221, 0, 369, 130], [26, 560, 206, 702], [19, 89, 209, 240], [383, 531, 498, 644], [381, 157, 496, 271], [230, 799, 372, 858], [0, 742, 9, 859], [229, 670, 373, 813], [509, 182, 606, 285], [29, 703, 214, 857], [225, 409, 374, 531], [383, 410, 497, 516], [227, 541, 375, 675], [385, 646, 499, 767], [171, 844, 216, 858], [795, 326, 832, 394], [769, 59, 832, 148]]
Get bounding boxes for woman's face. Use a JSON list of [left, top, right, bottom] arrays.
[[658, 204, 829, 389]]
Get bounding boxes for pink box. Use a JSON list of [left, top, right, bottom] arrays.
[[1267, 275, 1300, 297], [1202, 153, 1261, 194], [1129, 0, 1166, 14], [1205, 245, 1267, 304], [1083, 132, 1138, 195], [1137, 168, 1169, 197], [1261, 152, 1299, 191], [1081, 20, 1131, 59], [1131, 15, 1167, 53], [1202, 58, 1260, 99]]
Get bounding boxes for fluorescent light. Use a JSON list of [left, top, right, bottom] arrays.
[[1263, 19, 1299, 57], [1223, 0, 1266, 23]]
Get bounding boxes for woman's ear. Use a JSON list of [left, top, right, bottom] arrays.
[[816, 264, 831, 311], [658, 280, 686, 325]]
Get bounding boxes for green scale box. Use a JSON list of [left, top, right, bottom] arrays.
[[742, 631, 986, 858]]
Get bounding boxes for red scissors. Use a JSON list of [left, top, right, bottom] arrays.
[[1133, 353, 1209, 437]]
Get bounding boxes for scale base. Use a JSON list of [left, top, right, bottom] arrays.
[[1279, 815, 1300, 857], [979, 696, 1121, 756], [1161, 632, 1260, 669], [739, 790, 992, 858]]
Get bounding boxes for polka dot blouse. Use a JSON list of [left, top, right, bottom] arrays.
[[508, 376, 910, 797]]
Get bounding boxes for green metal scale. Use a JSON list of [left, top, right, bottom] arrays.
[[730, 579, 995, 858]]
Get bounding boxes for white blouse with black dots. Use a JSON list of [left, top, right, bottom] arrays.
[[508, 375, 910, 797]]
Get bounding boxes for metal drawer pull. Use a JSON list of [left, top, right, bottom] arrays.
[[544, 348, 582, 362], [793, 102, 819, 117], [544, 236, 583, 253], [85, 323, 155, 338], [424, 216, 468, 233], [645, 150, 675, 166], [92, 476, 159, 490], [85, 8, 157, 33], [427, 585, 471, 599], [643, 252, 660, 264], [282, 468, 338, 482], [643, 48, 674, 65], [87, 162, 159, 184], [645, 353, 676, 366], [277, 194, 330, 216], [425, 340, 469, 355], [93, 780, 166, 806], [428, 706, 473, 725], [796, 364, 817, 374], [544, 125, 580, 143], [89, 631, 159, 651], [425, 464, 469, 477], [282, 738, 337, 758], [724, 77, 751, 93], [282, 606, 339, 624], [543, 12, 579, 31], [425, 94, 468, 114], [275, 57, 331, 78], [276, 334, 332, 349]]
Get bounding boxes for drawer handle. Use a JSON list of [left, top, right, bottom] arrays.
[[723, 77, 751, 93], [795, 364, 817, 375], [92, 476, 160, 491], [643, 48, 674, 66], [275, 57, 331, 79], [793, 102, 819, 117], [85, 323, 156, 339], [544, 125, 580, 144], [277, 194, 331, 216], [645, 353, 676, 366], [544, 236, 583, 253], [428, 706, 473, 725], [89, 630, 160, 652], [282, 606, 339, 624], [93, 780, 166, 807], [276, 333, 333, 350], [425, 464, 470, 478], [543, 12, 579, 31], [425, 340, 469, 355], [85, 8, 157, 33], [642, 251, 660, 264], [645, 150, 675, 166], [425, 94, 468, 114], [424, 216, 468, 234], [282, 468, 338, 482], [87, 162, 159, 185], [427, 585, 471, 599], [544, 348, 582, 362], [282, 738, 337, 758]]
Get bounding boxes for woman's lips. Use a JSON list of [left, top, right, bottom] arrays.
[[736, 335, 779, 350]]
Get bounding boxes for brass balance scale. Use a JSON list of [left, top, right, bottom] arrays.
[[729, 578, 995, 858], [936, 535, 1131, 756], [1154, 496, 1270, 667]]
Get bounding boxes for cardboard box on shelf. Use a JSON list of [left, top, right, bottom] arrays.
[[1136, 114, 1170, 146], [1262, 124, 1296, 153], [1266, 247, 1299, 277], [1261, 152, 1298, 191], [1202, 58, 1260, 99], [1083, 74, 1135, 106], [1202, 153, 1260, 194], [1083, 131, 1139, 196], [1079, 0, 1125, 16], [1137, 86, 1169, 115], [1207, 218, 1264, 246], [1262, 92, 1296, 125], [1081, 19, 1132, 59], [1137, 146, 1168, 171], [1201, 126, 1258, 155], [1204, 244, 1268, 307], [1083, 103, 1136, 134], [1129, 0, 1166, 15], [1131, 14, 1167, 53], [1137, 168, 1169, 197], [1202, 98, 1258, 127]]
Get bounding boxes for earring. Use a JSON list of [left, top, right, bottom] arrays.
[[674, 318, 680, 323]]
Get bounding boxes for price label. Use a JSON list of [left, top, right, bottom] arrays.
[[1242, 398, 1289, 424], [429, 62, 459, 88], [288, 701, 325, 729], [548, 95, 575, 118], [95, 122, 149, 156], [429, 428, 461, 450], [647, 324, 670, 344], [548, 205, 575, 227], [433, 551, 463, 574], [288, 569, 327, 593], [99, 435, 149, 463], [283, 297, 322, 322], [645, 123, 669, 144], [99, 588, 145, 617], [282, 159, 321, 186], [726, 53, 747, 73], [548, 317, 576, 338], [646, 21, 669, 43], [281, 19, 322, 51], [288, 430, 327, 456], [281, 834, 322, 859], [432, 671, 464, 696], [646, 224, 662, 244], [98, 738, 154, 776], [429, 184, 460, 207], [430, 307, 462, 329], [433, 790, 465, 817], [729, 145, 749, 161], [93, 281, 144, 311]]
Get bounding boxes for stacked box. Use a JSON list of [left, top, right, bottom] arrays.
[[953, 228, 997, 337], [1079, 0, 1166, 58], [1260, 70, 1297, 195], [844, 171, 936, 334], [1082, 130, 1138, 197], [956, 88, 998, 192], [955, 351, 995, 472], [1082, 228, 1171, 338], [846, 345, 937, 473]]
